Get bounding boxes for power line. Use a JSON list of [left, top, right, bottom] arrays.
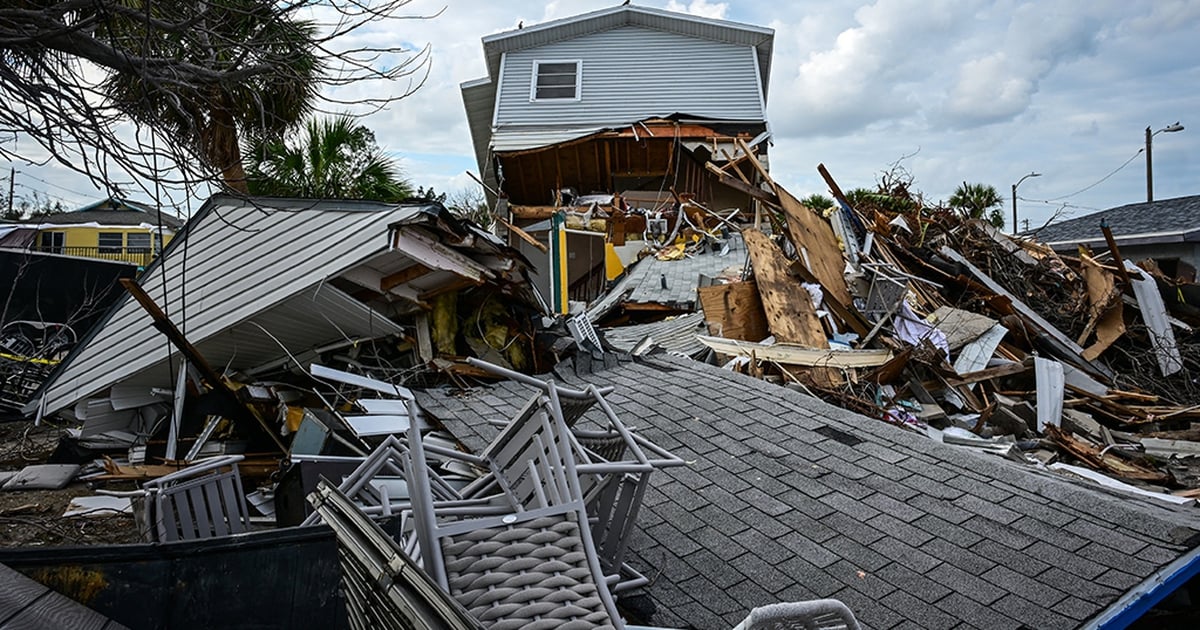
[[15, 170, 101, 200], [1024, 148, 1144, 204]]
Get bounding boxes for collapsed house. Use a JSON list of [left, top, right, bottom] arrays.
[[24, 195, 541, 461], [461, 3, 775, 307], [5, 4, 1200, 628]]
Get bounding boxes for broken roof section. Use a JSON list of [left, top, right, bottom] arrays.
[[30, 195, 533, 417], [418, 353, 1200, 630]]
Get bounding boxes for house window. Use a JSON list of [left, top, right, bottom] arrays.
[[531, 61, 581, 101], [98, 232, 124, 254], [39, 231, 64, 254], [127, 233, 151, 253]]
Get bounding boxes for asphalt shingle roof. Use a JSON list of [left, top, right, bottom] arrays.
[[416, 353, 1200, 629], [588, 237, 748, 319], [1032, 194, 1200, 245]]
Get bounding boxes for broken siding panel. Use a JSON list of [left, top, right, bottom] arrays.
[[36, 198, 423, 414], [495, 26, 764, 130]]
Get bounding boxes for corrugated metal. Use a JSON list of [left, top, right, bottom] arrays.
[[480, 5, 773, 89], [494, 27, 764, 129], [36, 197, 425, 415]]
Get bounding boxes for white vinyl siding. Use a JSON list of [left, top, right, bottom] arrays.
[[531, 61, 581, 101], [494, 26, 764, 129]]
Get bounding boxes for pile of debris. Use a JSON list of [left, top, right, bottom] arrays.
[[676, 154, 1200, 503]]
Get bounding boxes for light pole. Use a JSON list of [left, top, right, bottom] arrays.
[[1011, 171, 1040, 234], [1146, 122, 1184, 202]]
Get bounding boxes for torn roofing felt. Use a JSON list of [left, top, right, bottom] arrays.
[[416, 353, 1200, 630], [30, 195, 532, 418]]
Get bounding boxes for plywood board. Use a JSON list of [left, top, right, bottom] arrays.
[[743, 230, 827, 348], [778, 187, 854, 309], [697, 281, 770, 342]]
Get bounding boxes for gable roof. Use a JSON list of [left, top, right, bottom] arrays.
[[416, 353, 1200, 629], [31, 197, 184, 230], [1033, 195, 1200, 248], [479, 4, 773, 92]]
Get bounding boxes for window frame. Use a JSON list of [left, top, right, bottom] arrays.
[[97, 232, 124, 254], [529, 60, 582, 102], [126, 232, 152, 253]]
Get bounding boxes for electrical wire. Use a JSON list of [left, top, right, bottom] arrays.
[[1025, 148, 1144, 203]]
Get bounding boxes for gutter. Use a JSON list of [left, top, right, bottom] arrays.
[[1085, 544, 1200, 629]]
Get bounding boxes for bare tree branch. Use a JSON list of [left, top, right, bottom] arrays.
[[0, 0, 435, 196]]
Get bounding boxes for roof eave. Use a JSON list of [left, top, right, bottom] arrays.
[[1085, 544, 1200, 629]]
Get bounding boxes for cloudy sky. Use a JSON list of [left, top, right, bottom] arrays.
[[6, 0, 1199, 231]]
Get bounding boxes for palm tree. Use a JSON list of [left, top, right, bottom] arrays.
[[101, 1, 322, 192], [949, 182, 1005, 228], [245, 115, 412, 202], [800, 194, 835, 213]]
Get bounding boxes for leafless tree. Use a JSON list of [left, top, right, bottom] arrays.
[[0, 0, 436, 196]]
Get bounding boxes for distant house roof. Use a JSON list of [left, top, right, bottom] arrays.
[[416, 353, 1200, 630], [1032, 195, 1200, 249], [29, 197, 184, 230]]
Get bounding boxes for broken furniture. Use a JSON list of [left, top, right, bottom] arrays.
[[121, 455, 251, 542], [404, 398, 625, 630], [464, 358, 686, 591], [308, 479, 482, 630]]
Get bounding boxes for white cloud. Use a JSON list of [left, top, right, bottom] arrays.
[[664, 1, 728, 19], [6, 0, 1199, 231]]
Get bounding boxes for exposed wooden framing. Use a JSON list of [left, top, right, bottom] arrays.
[[418, 277, 481, 301], [705, 162, 779, 206], [381, 263, 433, 291], [498, 217, 549, 253]]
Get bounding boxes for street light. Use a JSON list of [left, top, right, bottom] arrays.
[[1012, 171, 1041, 234], [1146, 122, 1184, 202]]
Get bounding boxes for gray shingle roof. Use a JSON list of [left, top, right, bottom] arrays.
[[588, 238, 748, 320], [416, 353, 1200, 629], [1032, 194, 1200, 245], [602, 312, 708, 357]]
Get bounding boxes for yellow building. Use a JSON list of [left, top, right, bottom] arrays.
[[20, 198, 182, 267]]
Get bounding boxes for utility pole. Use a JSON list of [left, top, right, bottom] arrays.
[[6, 168, 13, 219]]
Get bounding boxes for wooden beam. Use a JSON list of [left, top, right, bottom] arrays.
[[705, 162, 780, 206], [381, 263, 433, 291], [119, 279, 288, 453], [497, 217, 549, 253]]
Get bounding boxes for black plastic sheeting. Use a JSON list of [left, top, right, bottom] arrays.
[[0, 525, 347, 630]]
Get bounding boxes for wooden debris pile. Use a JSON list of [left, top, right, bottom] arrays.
[[695, 160, 1200, 501]]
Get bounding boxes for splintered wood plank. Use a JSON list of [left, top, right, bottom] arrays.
[[733, 140, 851, 309], [743, 230, 827, 349], [697, 281, 770, 342], [778, 187, 854, 309], [1079, 254, 1124, 361]]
